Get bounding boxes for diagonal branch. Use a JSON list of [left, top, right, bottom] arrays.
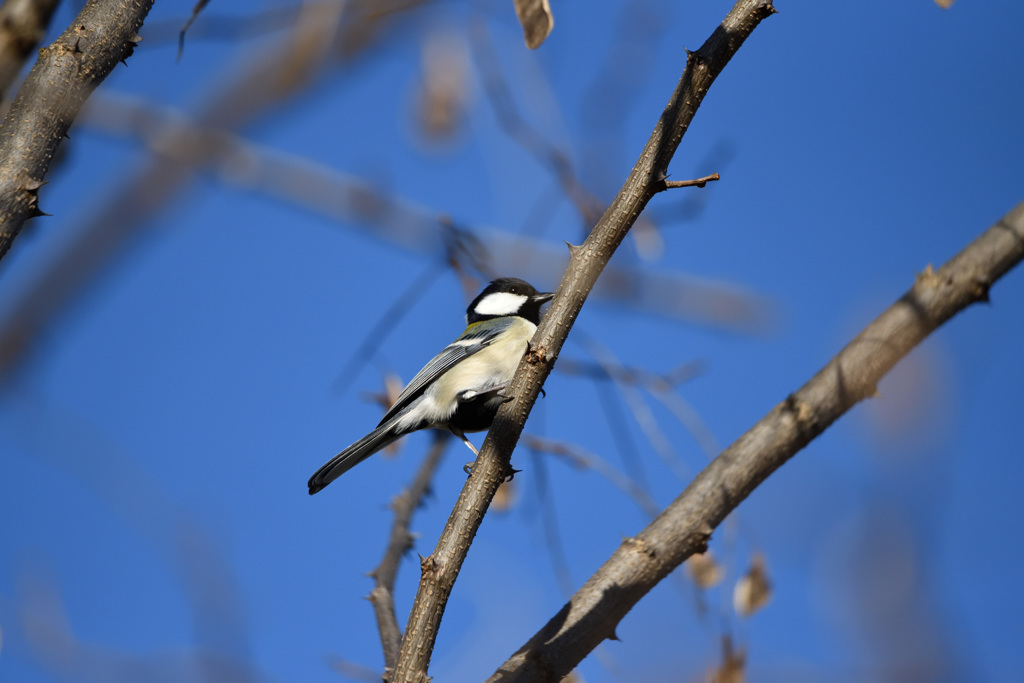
[[389, 2, 777, 681], [490, 200, 1024, 681], [0, 0, 154, 261], [369, 434, 447, 672]]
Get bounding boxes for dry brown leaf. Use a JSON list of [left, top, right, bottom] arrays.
[[416, 31, 470, 141], [706, 635, 745, 683], [514, 0, 554, 49], [492, 478, 518, 512], [934, 0, 954, 8], [686, 550, 724, 589], [375, 373, 405, 458], [733, 553, 772, 617]]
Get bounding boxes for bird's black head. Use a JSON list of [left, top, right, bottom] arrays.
[[466, 277, 554, 325]]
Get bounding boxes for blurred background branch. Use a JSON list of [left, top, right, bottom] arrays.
[[0, 0, 61, 102]]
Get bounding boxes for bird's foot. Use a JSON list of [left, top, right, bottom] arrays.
[[462, 461, 521, 483]]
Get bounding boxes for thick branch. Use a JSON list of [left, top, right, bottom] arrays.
[[0, 0, 153, 261], [490, 204, 1024, 681], [389, 2, 776, 681]]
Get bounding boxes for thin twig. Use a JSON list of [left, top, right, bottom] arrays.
[[177, 0, 211, 60], [331, 262, 447, 395], [470, 16, 604, 227], [581, 335, 692, 482], [489, 203, 1024, 681], [369, 434, 447, 671], [557, 357, 704, 387], [390, 3, 777, 680], [524, 434, 661, 518], [528, 451, 575, 598], [646, 385, 722, 460], [660, 173, 721, 190]]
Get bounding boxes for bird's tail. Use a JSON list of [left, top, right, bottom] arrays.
[[308, 423, 404, 494]]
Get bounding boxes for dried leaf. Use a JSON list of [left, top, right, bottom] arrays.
[[416, 31, 470, 141], [513, 0, 554, 49], [934, 0, 954, 8], [492, 478, 518, 512], [371, 373, 405, 458], [733, 553, 772, 617], [686, 550, 724, 589], [706, 635, 745, 683]]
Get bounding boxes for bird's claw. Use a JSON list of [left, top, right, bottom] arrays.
[[463, 462, 520, 482]]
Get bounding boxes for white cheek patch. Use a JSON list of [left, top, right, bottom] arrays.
[[474, 292, 528, 317]]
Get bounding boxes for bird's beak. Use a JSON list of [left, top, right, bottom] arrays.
[[534, 292, 555, 304]]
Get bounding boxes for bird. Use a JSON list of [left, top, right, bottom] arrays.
[[308, 277, 554, 495]]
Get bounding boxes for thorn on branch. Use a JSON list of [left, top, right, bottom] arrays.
[[695, 523, 714, 553], [23, 178, 49, 218], [122, 33, 142, 65]]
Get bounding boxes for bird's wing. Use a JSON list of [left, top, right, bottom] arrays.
[[377, 318, 513, 426]]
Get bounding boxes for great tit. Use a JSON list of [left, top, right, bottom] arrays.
[[308, 277, 554, 494]]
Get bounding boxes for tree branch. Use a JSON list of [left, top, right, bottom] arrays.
[[488, 203, 1024, 680], [0, 0, 153, 262], [369, 434, 447, 673], [659, 172, 720, 190], [389, 2, 777, 681]]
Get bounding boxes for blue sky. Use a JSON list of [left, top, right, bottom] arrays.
[[2, 0, 1023, 681]]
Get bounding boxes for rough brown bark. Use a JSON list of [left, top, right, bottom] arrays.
[[0, 0, 153, 262]]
